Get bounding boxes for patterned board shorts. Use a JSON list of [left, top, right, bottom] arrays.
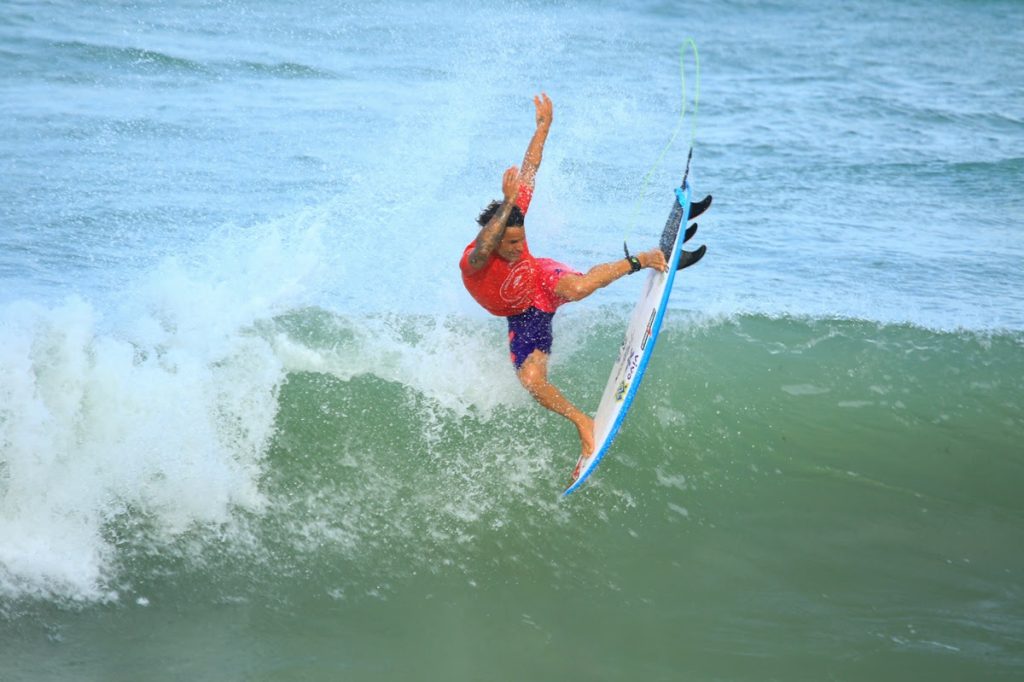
[[506, 307, 555, 369]]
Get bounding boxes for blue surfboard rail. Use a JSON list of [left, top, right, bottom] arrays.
[[562, 182, 693, 497]]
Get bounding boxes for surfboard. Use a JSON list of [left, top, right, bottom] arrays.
[[563, 177, 705, 496]]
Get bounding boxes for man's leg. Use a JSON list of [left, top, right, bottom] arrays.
[[516, 349, 595, 457]]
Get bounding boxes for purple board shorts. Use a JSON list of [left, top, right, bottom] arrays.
[[507, 307, 555, 369]]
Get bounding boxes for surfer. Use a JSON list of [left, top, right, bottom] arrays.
[[459, 93, 671, 458]]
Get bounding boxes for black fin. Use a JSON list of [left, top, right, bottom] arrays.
[[677, 244, 707, 270], [688, 194, 712, 221], [661, 193, 711, 259], [684, 223, 698, 244]]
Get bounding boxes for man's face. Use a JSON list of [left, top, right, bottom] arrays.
[[497, 226, 526, 262]]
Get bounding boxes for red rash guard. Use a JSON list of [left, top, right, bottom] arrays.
[[459, 184, 578, 317]]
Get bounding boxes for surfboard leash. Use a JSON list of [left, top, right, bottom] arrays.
[[623, 39, 700, 262]]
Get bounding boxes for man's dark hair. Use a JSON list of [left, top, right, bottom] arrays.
[[476, 200, 525, 228]]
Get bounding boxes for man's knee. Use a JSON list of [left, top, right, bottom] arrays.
[[517, 355, 548, 393]]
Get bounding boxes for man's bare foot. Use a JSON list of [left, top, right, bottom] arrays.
[[575, 414, 595, 459], [569, 415, 596, 482]]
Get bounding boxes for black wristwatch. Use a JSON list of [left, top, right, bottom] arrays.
[[626, 255, 642, 274]]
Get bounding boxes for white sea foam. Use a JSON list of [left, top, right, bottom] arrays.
[[0, 214, 335, 601], [0, 198, 546, 601]]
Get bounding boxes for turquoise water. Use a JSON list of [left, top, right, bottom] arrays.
[[2, 1, 1023, 680]]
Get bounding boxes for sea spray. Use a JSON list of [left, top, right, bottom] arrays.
[[0, 212, 335, 601]]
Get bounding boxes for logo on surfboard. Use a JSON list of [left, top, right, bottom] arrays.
[[615, 380, 628, 402], [615, 352, 640, 402], [624, 351, 639, 382], [640, 308, 657, 350]]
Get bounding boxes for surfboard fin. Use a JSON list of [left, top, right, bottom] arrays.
[[677, 244, 707, 270], [662, 193, 712, 257], [687, 194, 712, 221], [628, 223, 697, 262]]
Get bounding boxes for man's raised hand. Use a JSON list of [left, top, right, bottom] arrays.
[[533, 92, 552, 130]]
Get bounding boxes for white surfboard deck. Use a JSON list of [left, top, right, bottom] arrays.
[[563, 182, 695, 496]]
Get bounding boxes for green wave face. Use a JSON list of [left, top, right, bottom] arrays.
[[9, 309, 1024, 679]]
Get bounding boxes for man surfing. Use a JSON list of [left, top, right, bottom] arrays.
[[460, 93, 708, 459]]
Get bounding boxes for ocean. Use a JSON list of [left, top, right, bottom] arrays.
[[2, 0, 1023, 680]]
